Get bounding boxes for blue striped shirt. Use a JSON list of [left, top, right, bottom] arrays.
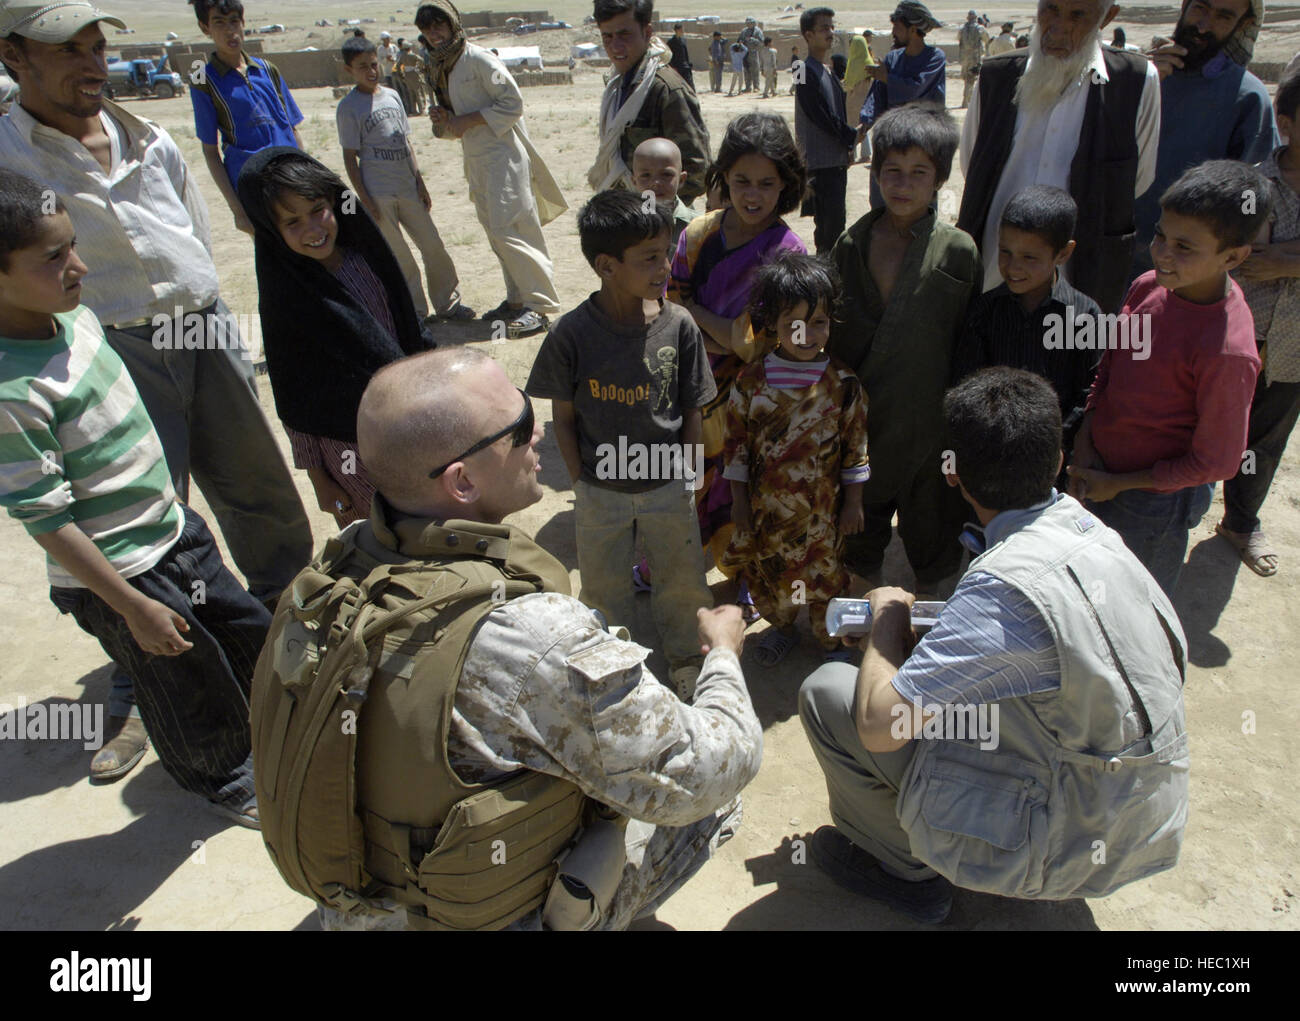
[[892, 495, 1064, 706]]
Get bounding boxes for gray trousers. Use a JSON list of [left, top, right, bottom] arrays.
[[798, 662, 937, 879], [104, 299, 314, 599]]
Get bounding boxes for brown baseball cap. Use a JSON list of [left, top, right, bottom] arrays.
[[0, 2, 127, 43]]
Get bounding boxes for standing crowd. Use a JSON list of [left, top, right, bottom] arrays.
[[0, 0, 1295, 929]]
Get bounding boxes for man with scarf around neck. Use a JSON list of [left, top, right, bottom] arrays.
[[957, 0, 1162, 313], [1131, 0, 1279, 281], [414, 1, 565, 339], [590, 0, 711, 206], [279, 347, 761, 930]]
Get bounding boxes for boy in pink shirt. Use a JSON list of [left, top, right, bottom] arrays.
[[1068, 161, 1268, 598]]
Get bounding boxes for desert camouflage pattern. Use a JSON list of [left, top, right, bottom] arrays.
[[320, 590, 761, 930], [721, 359, 870, 648]]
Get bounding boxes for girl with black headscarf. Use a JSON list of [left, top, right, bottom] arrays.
[[237, 147, 433, 526]]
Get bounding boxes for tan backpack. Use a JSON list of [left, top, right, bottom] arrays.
[[250, 522, 586, 929]]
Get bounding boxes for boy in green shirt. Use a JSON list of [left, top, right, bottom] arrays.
[[827, 104, 981, 592], [0, 170, 270, 827]]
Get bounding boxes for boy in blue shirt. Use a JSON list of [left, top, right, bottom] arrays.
[[188, 0, 304, 234]]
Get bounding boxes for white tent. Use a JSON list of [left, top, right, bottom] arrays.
[[493, 46, 544, 70], [571, 42, 601, 59]]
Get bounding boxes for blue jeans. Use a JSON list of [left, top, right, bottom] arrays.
[[1087, 484, 1214, 599], [50, 506, 270, 805]]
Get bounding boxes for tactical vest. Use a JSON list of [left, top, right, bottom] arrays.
[[897, 495, 1190, 899], [251, 513, 587, 929]]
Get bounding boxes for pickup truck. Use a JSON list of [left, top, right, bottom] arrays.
[[105, 56, 184, 100]]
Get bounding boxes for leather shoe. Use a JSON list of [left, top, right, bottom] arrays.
[[810, 825, 953, 923], [90, 716, 149, 783]]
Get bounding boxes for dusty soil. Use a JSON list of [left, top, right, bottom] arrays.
[[0, 2, 1295, 931]]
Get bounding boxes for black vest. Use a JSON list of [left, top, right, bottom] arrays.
[[957, 48, 1148, 312]]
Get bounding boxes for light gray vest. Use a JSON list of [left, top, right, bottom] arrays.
[[897, 495, 1190, 899]]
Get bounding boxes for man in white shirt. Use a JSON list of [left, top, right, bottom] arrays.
[[0, 1, 313, 775], [378, 30, 399, 86], [956, 0, 1161, 312], [988, 21, 1017, 55]]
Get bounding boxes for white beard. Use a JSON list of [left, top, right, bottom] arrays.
[[1013, 24, 1102, 117]]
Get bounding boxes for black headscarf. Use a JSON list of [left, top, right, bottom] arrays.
[[237, 147, 430, 442]]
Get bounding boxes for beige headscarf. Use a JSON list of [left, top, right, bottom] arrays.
[[422, 0, 467, 111]]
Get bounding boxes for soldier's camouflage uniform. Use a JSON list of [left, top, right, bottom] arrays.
[[720, 356, 871, 649], [321, 591, 763, 930]]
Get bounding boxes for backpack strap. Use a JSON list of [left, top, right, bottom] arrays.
[[192, 67, 237, 149]]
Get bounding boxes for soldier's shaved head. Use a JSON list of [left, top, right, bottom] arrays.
[[357, 348, 543, 521]]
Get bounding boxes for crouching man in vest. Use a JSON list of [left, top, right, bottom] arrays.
[[251, 348, 763, 930], [799, 368, 1189, 924]]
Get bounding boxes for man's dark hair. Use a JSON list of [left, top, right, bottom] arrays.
[[0, 169, 64, 272], [943, 368, 1062, 511], [1000, 185, 1078, 254], [674, 22, 684, 31], [707, 112, 807, 216], [871, 102, 959, 186], [342, 36, 377, 65], [1277, 65, 1300, 123], [800, 6, 835, 36], [187, 0, 244, 27], [250, 154, 346, 217], [1160, 159, 1272, 250], [577, 189, 673, 267], [593, 0, 654, 27], [353, 28, 365, 38], [1110, 26, 1126, 47], [713, 30, 722, 38], [748, 252, 840, 336]]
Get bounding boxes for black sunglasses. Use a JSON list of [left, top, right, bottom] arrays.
[[428, 389, 534, 479]]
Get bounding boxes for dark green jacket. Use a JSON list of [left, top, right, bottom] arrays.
[[616, 60, 711, 205], [827, 208, 980, 500]]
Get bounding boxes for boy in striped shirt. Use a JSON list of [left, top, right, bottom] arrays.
[[0, 170, 270, 828]]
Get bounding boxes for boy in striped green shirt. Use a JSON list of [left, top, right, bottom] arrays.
[[0, 170, 270, 828]]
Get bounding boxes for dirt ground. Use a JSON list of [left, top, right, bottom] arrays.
[[0, 2, 1296, 931]]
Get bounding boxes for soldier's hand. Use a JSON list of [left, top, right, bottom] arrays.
[[698, 605, 746, 657]]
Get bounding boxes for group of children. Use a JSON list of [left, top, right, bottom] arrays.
[[525, 87, 1288, 677], [1, 5, 1296, 822]]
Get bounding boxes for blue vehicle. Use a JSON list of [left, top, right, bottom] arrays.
[[105, 56, 184, 100]]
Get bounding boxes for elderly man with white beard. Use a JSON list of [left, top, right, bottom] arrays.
[[956, 0, 1160, 313]]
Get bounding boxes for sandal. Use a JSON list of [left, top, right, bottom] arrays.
[[480, 299, 520, 322], [507, 308, 548, 338], [210, 794, 260, 830], [1215, 522, 1279, 577], [753, 627, 796, 667], [436, 302, 476, 321]]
